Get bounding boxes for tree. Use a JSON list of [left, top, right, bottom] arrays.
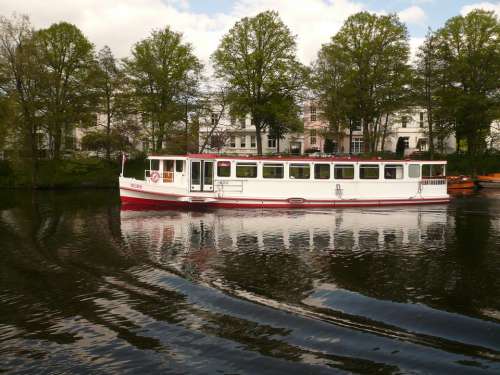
[[0, 14, 42, 184], [212, 11, 307, 155], [315, 12, 411, 153], [433, 10, 500, 155], [124, 27, 202, 152], [34, 22, 96, 159], [94, 45, 126, 159]]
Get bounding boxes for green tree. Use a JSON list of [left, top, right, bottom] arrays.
[[124, 27, 202, 152], [434, 10, 500, 155], [315, 12, 411, 153], [0, 14, 42, 184], [34, 22, 96, 159], [212, 11, 306, 155], [94, 45, 126, 159]]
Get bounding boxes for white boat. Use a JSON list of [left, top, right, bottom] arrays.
[[119, 154, 450, 208]]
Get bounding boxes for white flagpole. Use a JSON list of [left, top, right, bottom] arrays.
[[121, 153, 125, 177]]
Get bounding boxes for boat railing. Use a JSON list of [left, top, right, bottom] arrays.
[[215, 179, 244, 193], [421, 177, 446, 185]]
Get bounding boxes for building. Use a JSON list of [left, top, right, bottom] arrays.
[[198, 106, 304, 155], [303, 101, 458, 155]]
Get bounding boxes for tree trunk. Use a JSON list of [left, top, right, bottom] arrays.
[[106, 96, 111, 160], [255, 124, 263, 156]]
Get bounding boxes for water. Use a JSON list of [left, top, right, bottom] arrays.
[[0, 189, 499, 374]]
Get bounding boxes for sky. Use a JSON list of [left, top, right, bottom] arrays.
[[1, 0, 499, 66]]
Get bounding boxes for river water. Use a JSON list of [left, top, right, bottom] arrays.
[[0, 189, 499, 374]]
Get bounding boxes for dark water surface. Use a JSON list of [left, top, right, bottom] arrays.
[[1, 190, 500, 374]]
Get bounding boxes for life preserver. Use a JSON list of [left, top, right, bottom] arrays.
[[151, 171, 160, 183]]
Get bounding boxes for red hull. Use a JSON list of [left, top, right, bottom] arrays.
[[120, 195, 450, 209]]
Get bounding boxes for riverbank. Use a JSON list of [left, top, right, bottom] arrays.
[[0, 153, 498, 188], [0, 158, 146, 189]]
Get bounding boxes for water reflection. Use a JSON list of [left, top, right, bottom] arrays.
[[0, 190, 499, 373]]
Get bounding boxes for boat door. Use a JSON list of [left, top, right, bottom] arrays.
[[190, 160, 213, 192]]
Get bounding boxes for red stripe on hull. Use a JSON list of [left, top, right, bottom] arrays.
[[120, 195, 450, 209]]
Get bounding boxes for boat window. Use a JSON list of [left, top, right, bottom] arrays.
[[409, 164, 420, 178], [314, 164, 330, 179], [217, 161, 231, 177], [151, 159, 160, 171], [334, 164, 354, 179], [422, 164, 445, 177], [164, 160, 174, 171], [176, 160, 184, 172], [289, 164, 310, 179], [360, 164, 380, 179], [236, 163, 257, 178], [384, 164, 404, 179], [263, 163, 284, 179]]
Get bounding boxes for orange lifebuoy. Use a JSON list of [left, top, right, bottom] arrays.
[[151, 171, 160, 183]]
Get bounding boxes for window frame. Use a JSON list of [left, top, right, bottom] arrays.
[[314, 163, 331, 180], [289, 163, 311, 180], [217, 161, 231, 178], [236, 162, 258, 178], [262, 163, 284, 179], [384, 164, 404, 180], [359, 164, 380, 180], [334, 164, 355, 180]]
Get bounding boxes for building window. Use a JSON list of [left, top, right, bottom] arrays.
[[402, 116, 408, 128], [360, 164, 380, 179], [310, 129, 317, 145], [310, 105, 317, 121], [384, 164, 404, 179], [211, 112, 218, 126], [236, 163, 257, 178], [263, 163, 284, 179], [289, 164, 310, 179], [352, 119, 361, 131], [240, 136, 246, 148], [230, 136, 236, 148], [250, 136, 256, 148], [351, 138, 363, 154], [217, 161, 231, 177], [419, 112, 424, 128], [334, 165, 355, 179], [314, 164, 330, 179], [409, 164, 420, 178], [268, 136, 276, 148]]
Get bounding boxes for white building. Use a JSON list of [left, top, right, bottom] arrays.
[[198, 107, 304, 155]]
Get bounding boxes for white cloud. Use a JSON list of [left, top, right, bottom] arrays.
[[409, 37, 425, 64], [461, 2, 500, 15], [0, 0, 363, 66], [398, 5, 426, 25]]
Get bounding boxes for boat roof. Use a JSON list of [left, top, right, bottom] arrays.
[[147, 153, 447, 163]]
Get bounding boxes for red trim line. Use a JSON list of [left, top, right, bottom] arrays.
[[120, 186, 449, 204]]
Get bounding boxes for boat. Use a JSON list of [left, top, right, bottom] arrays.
[[119, 154, 450, 208], [477, 173, 500, 188], [447, 175, 475, 190]]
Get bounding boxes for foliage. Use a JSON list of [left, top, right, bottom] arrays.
[[124, 27, 202, 151], [314, 12, 412, 153], [432, 10, 500, 155], [34, 22, 97, 159], [212, 11, 307, 155]]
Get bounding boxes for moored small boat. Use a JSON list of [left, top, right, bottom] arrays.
[[119, 154, 450, 208], [477, 173, 500, 188], [447, 175, 475, 190]]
